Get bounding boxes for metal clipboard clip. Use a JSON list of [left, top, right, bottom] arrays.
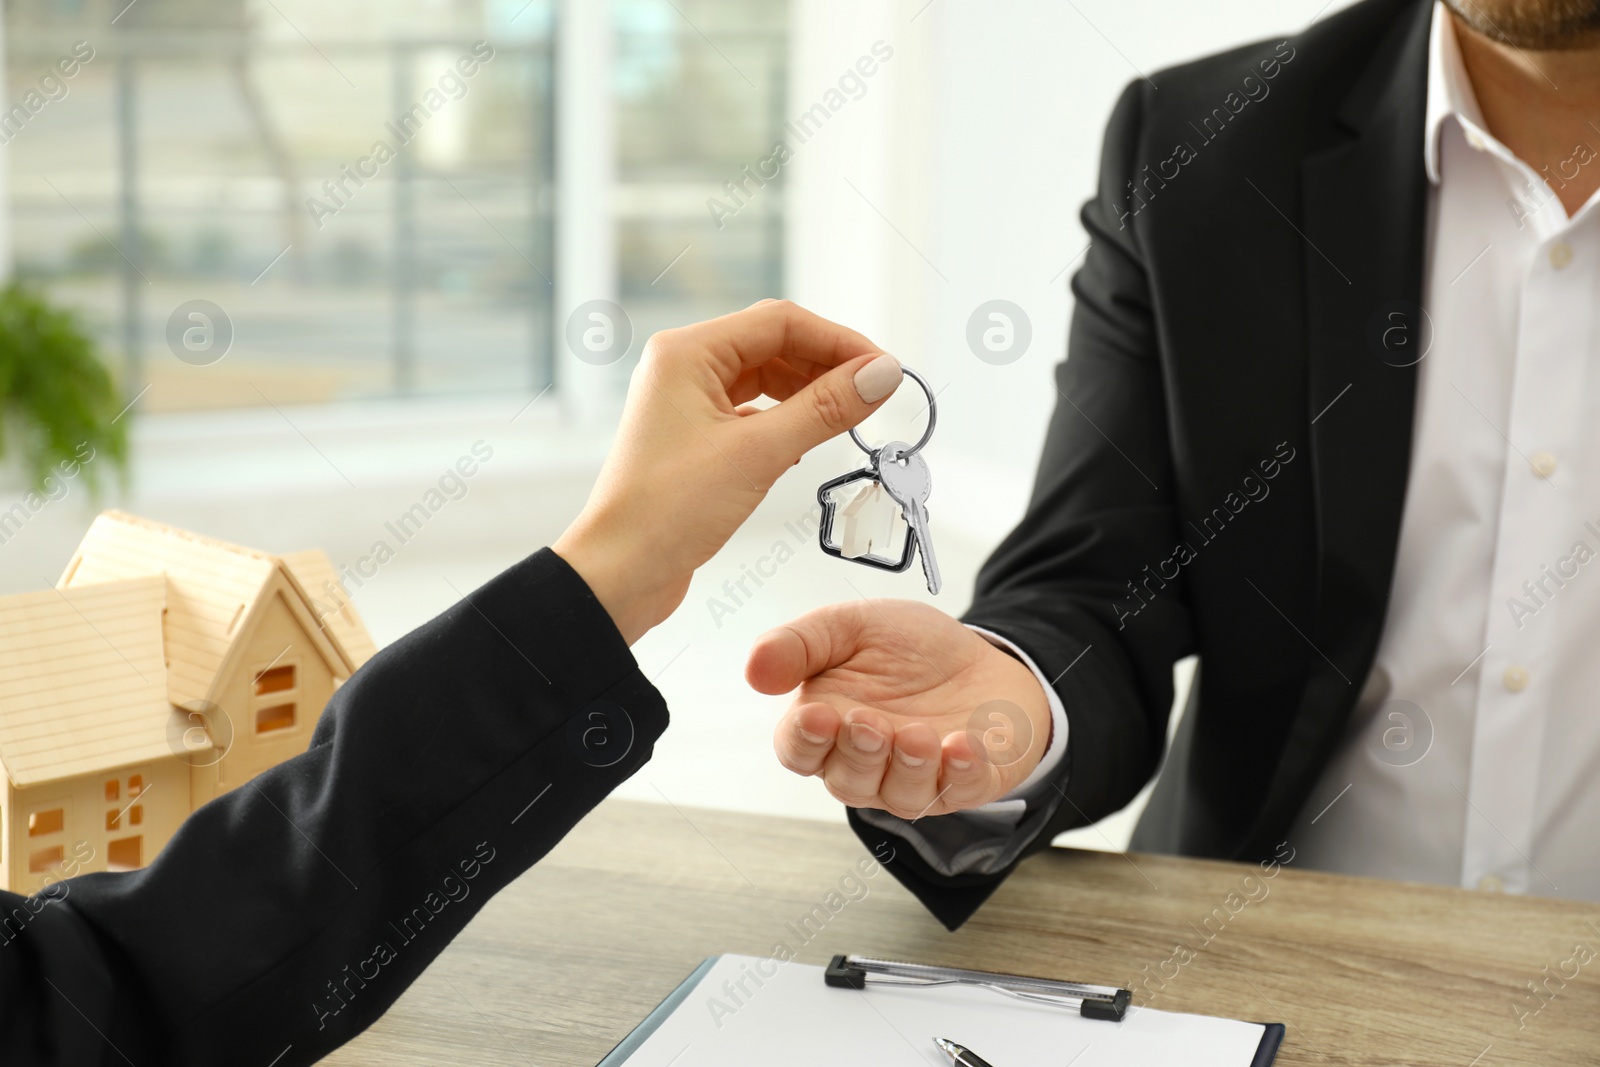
[[824, 954, 1133, 1022]]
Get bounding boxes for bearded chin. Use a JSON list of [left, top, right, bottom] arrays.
[[1446, 0, 1600, 49]]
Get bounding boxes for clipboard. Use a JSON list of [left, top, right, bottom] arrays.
[[596, 954, 1285, 1067]]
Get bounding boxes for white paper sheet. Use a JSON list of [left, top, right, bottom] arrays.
[[614, 955, 1270, 1067]]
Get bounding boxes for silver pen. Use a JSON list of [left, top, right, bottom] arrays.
[[934, 1036, 998, 1067]]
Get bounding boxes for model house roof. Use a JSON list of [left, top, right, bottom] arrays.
[[0, 575, 172, 786], [0, 512, 379, 788], [61, 512, 279, 708], [281, 549, 379, 668], [58, 511, 371, 707]]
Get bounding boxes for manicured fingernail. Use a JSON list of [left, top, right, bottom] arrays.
[[849, 722, 885, 752], [853, 353, 902, 404], [799, 727, 827, 744], [896, 748, 927, 768], [948, 756, 973, 771]]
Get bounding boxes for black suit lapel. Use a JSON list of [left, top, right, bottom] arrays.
[[1248, 0, 1434, 853]]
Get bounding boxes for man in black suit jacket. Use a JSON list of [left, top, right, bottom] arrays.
[[752, 0, 1600, 929], [0, 301, 907, 1066]]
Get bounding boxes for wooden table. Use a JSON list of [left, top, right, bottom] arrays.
[[322, 798, 1600, 1066]]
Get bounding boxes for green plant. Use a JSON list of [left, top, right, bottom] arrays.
[[0, 283, 129, 494]]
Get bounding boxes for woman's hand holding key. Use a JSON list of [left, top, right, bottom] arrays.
[[746, 600, 1054, 818], [552, 300, 903, 645]]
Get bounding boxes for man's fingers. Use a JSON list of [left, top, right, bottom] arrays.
[[878, 722, 943, 819], [745, 605, 864, 694], [773, 703, 840, 776], [821, 708, 894, 806], [938, 730, 1004, 810]]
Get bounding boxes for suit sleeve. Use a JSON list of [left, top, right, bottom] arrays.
[[0, 548, 669, 1067], [849, 80, 1196, 930]]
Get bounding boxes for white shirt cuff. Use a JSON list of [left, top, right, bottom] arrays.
[[963, 626, 1070, 824]]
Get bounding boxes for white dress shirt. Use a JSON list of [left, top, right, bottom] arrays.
[[1289, 2, 1600, 899]]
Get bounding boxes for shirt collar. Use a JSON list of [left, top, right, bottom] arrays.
[[1424, 1, 1492, 184]]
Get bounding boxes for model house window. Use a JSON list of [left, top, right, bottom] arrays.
[[255, 664, 296, 695], [28, 845, 64, 874], [104, 773, 149, 847], [255, 704, 297, 733], [107, 837, 142, 872], [252, 657, 301, 735], [26, 804, 67, 877], [27, 808, 63, 837]]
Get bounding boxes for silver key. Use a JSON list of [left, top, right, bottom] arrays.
[[877, 443, 941, 595]]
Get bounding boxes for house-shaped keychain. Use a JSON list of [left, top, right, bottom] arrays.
[[0, 511, 378, 894], [836, 480, 904, 560]]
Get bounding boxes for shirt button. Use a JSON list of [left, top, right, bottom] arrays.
[[1530, 451, 1558, 478], [1478, 874, 1505, 892], [1503, 665, 1530, 692], [1549, 242, 1574, 269]]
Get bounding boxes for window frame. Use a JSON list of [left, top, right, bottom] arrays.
[[250, 655, 303, 737], [23, 798, 70, 878]]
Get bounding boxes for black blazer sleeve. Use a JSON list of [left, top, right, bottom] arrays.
[[850, 80, 1196, 930], [0, 548, 668, 1067]]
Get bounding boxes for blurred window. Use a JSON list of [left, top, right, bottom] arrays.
[[3, 0, 787, 414], [616, 0, 788, 347]]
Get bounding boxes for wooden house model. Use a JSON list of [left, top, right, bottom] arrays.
[[0, 511, 376, 894]]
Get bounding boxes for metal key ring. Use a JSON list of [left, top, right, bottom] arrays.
[[849, 365, 937, 459]]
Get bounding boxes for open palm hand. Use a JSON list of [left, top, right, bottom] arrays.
[[746, 599, 1053, 819]]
